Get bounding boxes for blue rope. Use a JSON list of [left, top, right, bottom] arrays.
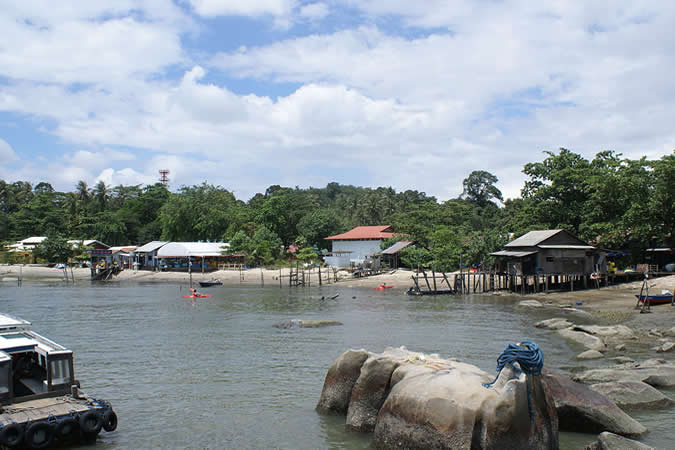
[[483, 341, 544, 388]]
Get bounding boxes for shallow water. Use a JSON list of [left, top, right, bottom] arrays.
[[0, 282, 671, 448]]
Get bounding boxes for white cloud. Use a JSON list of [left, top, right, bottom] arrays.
[[299, 3, 329, 21], [0, 138, 18, 161], [0, 2, 187, 85], [189, 0, 296, 18], [0, 2, 674, 201], [94, 167, 156, 187]]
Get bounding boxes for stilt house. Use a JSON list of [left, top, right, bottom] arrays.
[[491, 229, 606, 276]]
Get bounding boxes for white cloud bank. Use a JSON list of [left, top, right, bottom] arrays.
[[0, 1, 673, 199]]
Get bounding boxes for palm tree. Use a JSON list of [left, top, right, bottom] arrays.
[[92, 181, 109, 213]]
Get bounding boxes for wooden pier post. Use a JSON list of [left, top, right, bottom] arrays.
[[318, 266, 322, 286]]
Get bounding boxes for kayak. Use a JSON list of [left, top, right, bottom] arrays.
[[182, 294, 213, 298], [375, 285, 394, 290]]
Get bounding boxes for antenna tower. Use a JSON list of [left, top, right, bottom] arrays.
[[159, 169, 170, 185]]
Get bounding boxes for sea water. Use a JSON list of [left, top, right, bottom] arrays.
[[0, 283, 671, 449]]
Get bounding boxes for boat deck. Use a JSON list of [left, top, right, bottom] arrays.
[[0, 395, 96, 425]]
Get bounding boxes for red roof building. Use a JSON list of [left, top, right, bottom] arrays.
[[324, 225, 396, 241], [323, 226, 398, 267]]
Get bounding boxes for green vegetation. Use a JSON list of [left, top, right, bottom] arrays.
[[0, 150, 672, 269]]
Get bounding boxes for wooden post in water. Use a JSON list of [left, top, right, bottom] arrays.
[[189, 257, 193, 288], [432, 264, 437, 293], [18, 265, 22, 287], [279, 268, 282, 288], [260, 268, 264, 287], [318, 265, 322, 286]]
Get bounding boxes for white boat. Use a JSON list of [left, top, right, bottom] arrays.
[[0, 313, 117, 448]]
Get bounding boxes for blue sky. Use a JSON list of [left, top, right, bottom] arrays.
[[0, 1, 673, 200]]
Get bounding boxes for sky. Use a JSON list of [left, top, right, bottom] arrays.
[[0, 1, 673, 201]]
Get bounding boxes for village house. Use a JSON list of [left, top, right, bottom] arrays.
[[323, 226, 398, 267], [491, 229, 607, 276]]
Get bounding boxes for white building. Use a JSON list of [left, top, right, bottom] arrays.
[[323, 226, 397, 267]]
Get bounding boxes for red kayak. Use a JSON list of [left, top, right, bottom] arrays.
[[375, 285, 394, 290], [181, 294, 213, 298]]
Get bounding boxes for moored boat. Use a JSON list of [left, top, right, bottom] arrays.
[[0, 314, 117, 448], [198, 281, 223, 287], [635, 294, 673, 305]]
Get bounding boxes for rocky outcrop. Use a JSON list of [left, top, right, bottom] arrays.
[[577, 350, 604, 360], [274, 319, 343, 329], [589, 381, 675, 410], [541, 369, 647, 436], [317, 347, 558, 449], [585, 432, 653, 450], [573, 359, 675, 388], [316, 349, 370, 414], [535, 318, 573, 330], [517, 299, 544, 308], [557, 327, 607, 352]]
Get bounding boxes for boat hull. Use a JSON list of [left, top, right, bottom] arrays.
[[635, 294, 673, 305]]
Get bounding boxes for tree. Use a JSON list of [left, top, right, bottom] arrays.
[[461, 171, 503, 208], [297, 209, 344, 250], [33, 236, 73, 263]]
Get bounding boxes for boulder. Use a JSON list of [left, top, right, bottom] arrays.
[[535, 318, 573, 330], [274, 319, 343, 329], [615, 344, 626, 352], [577, 350, 604, 360], [656, 342, 674, 353], [557, 327, 607, 352], [585, 432, 653, 450], [608, 356, 634, 364], [541, 369, 647, 436], [573, 360, 675, 387], [589, 381, 674, 410], [518, 300, 544, 308], [665, 327, 675, 337], [573, 325, 636, 340], [346, 354, 401, 431], [374, 364, 557, 449], [316, 349, 370, 414], [318, 347, 558, 449]]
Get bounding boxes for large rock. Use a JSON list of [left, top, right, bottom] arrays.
[[318, 347, 558, 449], [518, 300, 544, 308], [573, 359, 675, 387], [374, 363, 558, 449], [589, 381, 675, 410], [577, 350, 604, 360], [557, 327, 607, 352], [585, 432, 653, 450], [541, 369, 647, 436], [274, 319, 343, 328], [535, 318, 573, 330], [346, 354, 401, 431], [316, 349, 370, 414], [573, 325, 636, 340]]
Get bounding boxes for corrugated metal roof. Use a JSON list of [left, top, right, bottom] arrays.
[[135, 241, 169, 253], [504, 230, 564, 247], [68, 239, 109, 248], [490, 250, 538, 257], [157, 242, 229, 257], [381, 240, 414, 255], [325, 225, 395, 241], [538, 245, 594, 250], [20, 237, 47, 245]]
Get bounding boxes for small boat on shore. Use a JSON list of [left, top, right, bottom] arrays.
[[199, 281, 223, 288], [635, 294, 673, 305], [0, 313, 117, 448]]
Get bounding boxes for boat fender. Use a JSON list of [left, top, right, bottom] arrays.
[[0, 423, 24, 448], [590, 272, 600, 280], [103, 409, 118, 432], [79, 410, 104, 435], [55, 417, 79, 440], [24, 421, 53, 449]]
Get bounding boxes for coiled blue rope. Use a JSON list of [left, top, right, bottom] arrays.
[[483, 341, 544, 388]]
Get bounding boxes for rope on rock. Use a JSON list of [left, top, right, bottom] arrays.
[[483, 341, 544, 388]]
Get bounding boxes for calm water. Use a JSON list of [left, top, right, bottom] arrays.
[[0, 282, 671, 449]]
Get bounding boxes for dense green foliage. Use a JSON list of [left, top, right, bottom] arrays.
[[0, 150, 672, 268]]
